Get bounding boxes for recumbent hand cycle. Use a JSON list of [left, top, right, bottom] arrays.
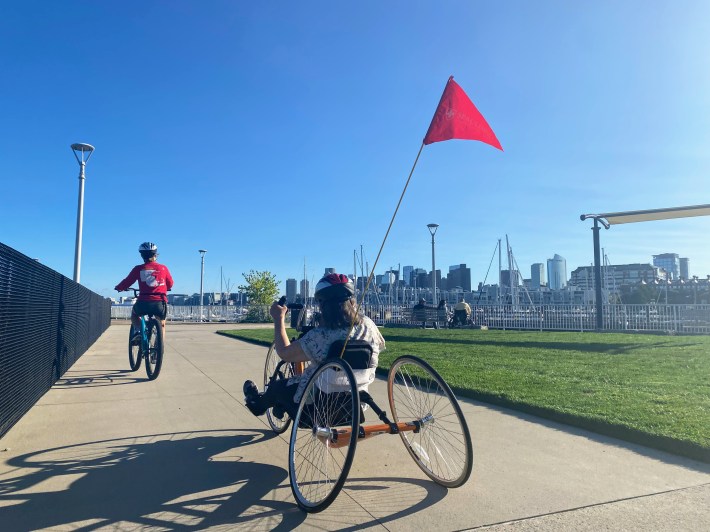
[[262, 298, 473, 512]]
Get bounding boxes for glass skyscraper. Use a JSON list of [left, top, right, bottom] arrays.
[[547, 254, 567, 290]]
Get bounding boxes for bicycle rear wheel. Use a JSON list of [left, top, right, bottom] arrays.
[[388, 355, 472, 488], [289, 359, 359, 513], [144, 318, 164, 381], [128, 325, 142, 371], [264, 343, 292, 433]]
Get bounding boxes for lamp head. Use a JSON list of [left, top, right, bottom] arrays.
[[71, 143, 95, 164], [427, 223, 439, 236]]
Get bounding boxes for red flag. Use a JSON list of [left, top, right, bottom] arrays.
[[423, 76, 503, 150]]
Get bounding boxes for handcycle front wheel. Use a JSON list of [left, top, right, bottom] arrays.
[[289, 358, 360, 513], [144, 318, 164, 380], [128, 325, 142, 371], [264, 343, 292, 434], [388, 355, 473, 488]]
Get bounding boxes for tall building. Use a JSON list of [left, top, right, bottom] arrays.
[[447, 264, 471, 291], [547, 254, 567, 290], [413, 268, 427, 288], [286, 278, 297, 303], [324, 267, 335, 275], [653, 253, 680, 280], [299, 279, 310, 300], [531, 263, 546, 288], [500, 269, 521, 288], [380, 271, 396, 286], [679, 257, 690, 280], [570, 263, 663, 290], [428, 269, 442, 290], [402, 265, 414, 287]]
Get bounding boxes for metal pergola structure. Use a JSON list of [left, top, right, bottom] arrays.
[[581, 203, 710, 330]]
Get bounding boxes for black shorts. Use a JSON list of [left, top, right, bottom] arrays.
[[454, 310, 468, 323], [132, 300, 167, 320]]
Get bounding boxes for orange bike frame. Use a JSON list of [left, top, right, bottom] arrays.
[[316, 416, 429, 449]]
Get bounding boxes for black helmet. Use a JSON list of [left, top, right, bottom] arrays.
[[314, 273, 354, 302]]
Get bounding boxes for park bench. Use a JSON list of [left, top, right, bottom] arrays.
[[407, 307, 448, 328]]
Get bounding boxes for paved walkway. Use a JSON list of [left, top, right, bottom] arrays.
[[1, 323, 708, 530]]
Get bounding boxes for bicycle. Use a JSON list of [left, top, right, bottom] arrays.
[[124, 288, 164, 380], [263, 303, 473, 513]]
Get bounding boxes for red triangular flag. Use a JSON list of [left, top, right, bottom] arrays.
[[423, 76, 503, 150]]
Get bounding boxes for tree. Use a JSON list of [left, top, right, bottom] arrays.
[[239, 270, 279, 322]]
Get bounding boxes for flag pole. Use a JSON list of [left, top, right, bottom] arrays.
[[341, 142, 425, 357], [357, 142, 425, 310]]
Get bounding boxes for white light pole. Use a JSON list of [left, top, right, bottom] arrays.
[[71, 143, 94, 283], [199, 249, 207, 321], [427, 223, 439, 304]]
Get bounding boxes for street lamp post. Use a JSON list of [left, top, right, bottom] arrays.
[[580, 215, 609, 330], [199, 249, 207, 321], [70, 143, 94, 283], [427, 223, 439, 305]]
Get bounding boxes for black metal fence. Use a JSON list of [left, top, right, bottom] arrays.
[[0, 242, 111, 438]]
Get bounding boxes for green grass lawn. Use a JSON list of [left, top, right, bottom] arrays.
[[218, 327, 710, 459]]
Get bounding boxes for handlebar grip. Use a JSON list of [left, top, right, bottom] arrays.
[[278, 296, 287, 306]]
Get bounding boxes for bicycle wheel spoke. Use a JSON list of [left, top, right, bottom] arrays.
[[289, 360, 359, 512]]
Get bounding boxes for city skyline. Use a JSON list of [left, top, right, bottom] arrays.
[[149, 247, 698, 301], [2, 3, 710, 298]]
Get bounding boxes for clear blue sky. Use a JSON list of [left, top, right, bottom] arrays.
[[2, 2, 709, 298]]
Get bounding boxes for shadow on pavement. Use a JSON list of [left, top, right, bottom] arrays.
[[0, 429, 451, 530], [0, 429, 306, 530], [54, 369, 143, 388]]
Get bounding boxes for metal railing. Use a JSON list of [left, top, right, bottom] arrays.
[[111, 302, 710, 334], [1, 242, 111, 438]]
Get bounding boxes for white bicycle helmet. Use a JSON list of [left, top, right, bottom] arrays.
[[314, 273, 354, 302], [138, 242, 158, 253], [138, 242, 158, 259]]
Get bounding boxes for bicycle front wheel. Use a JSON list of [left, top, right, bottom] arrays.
[[144, 318, 164, 381], [128, 325, 142, 371], [264, 343, 292, 433], [388, 355, 473, 488], [289, 359, 359, 513]]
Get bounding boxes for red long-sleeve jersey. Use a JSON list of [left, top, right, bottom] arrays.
[[115, 262, 174, 302]]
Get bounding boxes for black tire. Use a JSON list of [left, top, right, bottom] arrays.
[[128, 324, 142, 371], [144, 318, 164, 381], [388, 355, 473, 488], [289, 359, 359, 513], [264, 343, 292, 433]]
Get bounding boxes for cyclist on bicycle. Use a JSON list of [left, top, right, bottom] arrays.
[[115, 242, 174, 341], [243, 272, 385, 418]]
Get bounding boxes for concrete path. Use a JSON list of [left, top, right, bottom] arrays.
[[0, 322, 708, 531]]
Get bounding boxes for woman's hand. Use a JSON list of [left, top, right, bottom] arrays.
[[270, 300, 287, 322]]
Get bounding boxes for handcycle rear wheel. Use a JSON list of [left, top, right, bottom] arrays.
[[289, 359, 360, 513], [144, 318, 164, 381], [388, 355, 473, 488], [264, 343, 292, 433], [128, 325, 142, 371]]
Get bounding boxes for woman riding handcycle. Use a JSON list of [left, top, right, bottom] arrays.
[[244, 273, 473, 513]]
